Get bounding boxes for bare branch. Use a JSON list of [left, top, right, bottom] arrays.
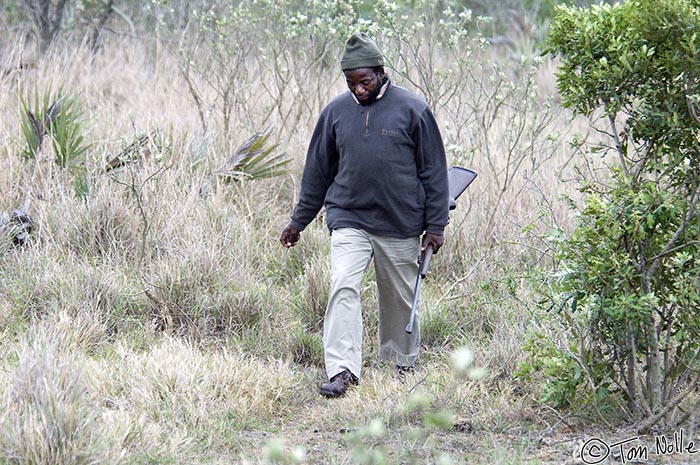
[[608, 113, 630, 177], [647, 188, 700, 279], [685, 76, 700, 126], [638, 368, 700, 434]]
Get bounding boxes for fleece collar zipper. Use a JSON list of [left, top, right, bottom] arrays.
[[350, 80, 389, 135]]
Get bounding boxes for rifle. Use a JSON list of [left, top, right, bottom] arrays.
[[405, 166, 477, 334]]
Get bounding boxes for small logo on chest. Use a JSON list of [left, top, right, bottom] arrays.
[[380, 128, 401, 138]]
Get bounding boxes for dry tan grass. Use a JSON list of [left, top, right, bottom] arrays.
[[0, 331, 129, 464], [0, 23, 596, 464]]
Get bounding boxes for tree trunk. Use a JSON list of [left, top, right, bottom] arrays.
[[647, 311, 662, 413], [88, 0, 114, 53], [29, 0, 68, 53], [641, 274, 662, 414], [626, 319, 640, 416]]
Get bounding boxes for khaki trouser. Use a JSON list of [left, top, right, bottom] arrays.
[[324, 228, 420, 380]]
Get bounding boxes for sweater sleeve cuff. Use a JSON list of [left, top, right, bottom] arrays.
[[288, 219, 307, 232], [425, 225, 445, 236]]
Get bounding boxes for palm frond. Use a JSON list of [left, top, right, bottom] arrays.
[[18, 87, 89, 170], [219, 129, 290, 181]]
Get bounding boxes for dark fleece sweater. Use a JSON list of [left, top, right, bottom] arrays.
[[289, 82, 449, 238]]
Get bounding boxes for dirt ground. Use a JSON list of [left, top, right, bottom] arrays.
[[236, 422, 700, 464]]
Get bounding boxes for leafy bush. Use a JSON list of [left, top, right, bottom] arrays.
[[535, 0, 700, 431]]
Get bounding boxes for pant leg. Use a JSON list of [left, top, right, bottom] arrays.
[[369, 234, 421, 367], [324, 228, 373, 380]]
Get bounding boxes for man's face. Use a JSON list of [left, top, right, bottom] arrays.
[[344, 67, 384, 105]]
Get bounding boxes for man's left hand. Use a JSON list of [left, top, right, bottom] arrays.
[[421, 233, 444, 254]]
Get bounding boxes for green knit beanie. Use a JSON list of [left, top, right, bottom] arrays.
[[340, 32, 384, 71]]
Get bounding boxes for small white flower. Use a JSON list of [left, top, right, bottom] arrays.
[[291, 446, 306, 463], [366, 418, 385, 438], [468, 366, 488, 380], [450, 346, 474, 374]]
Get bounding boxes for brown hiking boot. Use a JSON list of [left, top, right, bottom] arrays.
[[319, 369, 358, 398]]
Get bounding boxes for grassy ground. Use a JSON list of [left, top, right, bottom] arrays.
[[0, 21, 680, 464]]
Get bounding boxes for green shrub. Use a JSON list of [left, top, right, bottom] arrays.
[[537, 0, 700, 430]]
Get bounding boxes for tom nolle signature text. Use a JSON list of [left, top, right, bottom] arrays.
[[580, 429, 698, 464]]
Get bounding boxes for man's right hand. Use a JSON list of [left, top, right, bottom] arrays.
[[280, 225, 301, 248]]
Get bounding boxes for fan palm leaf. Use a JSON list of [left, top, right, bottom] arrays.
[[220, 129, 289, 181]]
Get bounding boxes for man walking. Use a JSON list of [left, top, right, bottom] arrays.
[[280, 32, 449, 397]]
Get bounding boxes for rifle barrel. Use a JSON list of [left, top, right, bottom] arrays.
[[406, 274, 421, 333], [406, 244, 433, 333]]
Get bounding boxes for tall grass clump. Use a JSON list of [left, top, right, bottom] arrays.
[[0, 334, 126, 464], [107, 337, 317, 456], [141, 254, 271, 340], [63, 195, 137, 260]]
